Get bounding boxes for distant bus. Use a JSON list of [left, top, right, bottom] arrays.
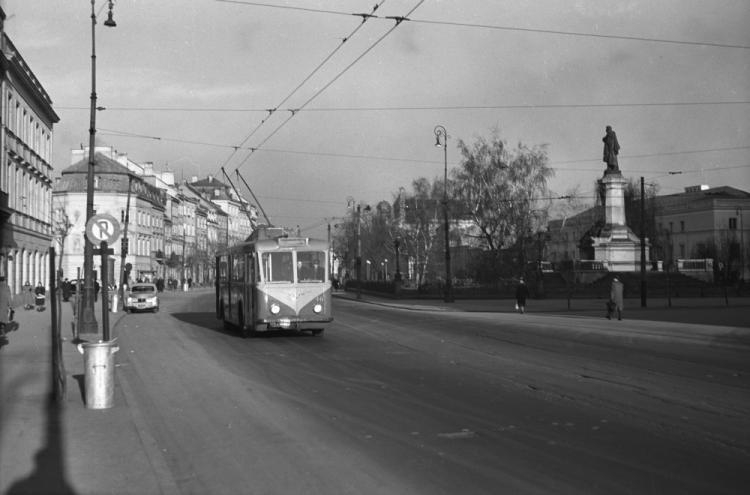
[[216, 231, 332, 337]]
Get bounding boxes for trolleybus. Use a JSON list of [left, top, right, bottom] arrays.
[[216, 229, 332, 337]]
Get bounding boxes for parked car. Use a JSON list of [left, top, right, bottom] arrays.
[[124, 283, 159, 313]]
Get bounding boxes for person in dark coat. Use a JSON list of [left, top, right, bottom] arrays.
[[609, 276, 624, 320], [34, 282, 46, 311], [61, 278, 72, 302], [515, 277, 530, 314], [0, 277, 11, 341]]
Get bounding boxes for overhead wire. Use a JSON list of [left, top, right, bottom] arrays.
[[57, 100, 750, 113], [214, 0, 750, 50], [230, 0, 427, 173], [214, 0, 390, 178], [97, 126, 750, 170]]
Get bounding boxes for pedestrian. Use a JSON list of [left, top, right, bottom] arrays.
[[609, 276, 624, 320], [0, 276, 12, 343], [62, 278, 72, 302], [515, 277, 529, 314], [23, 281, 33, 310], [35, 282, 46, 311]]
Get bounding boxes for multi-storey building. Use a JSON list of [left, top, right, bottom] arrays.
[[53, 150, 166, 285], [0, 19, 59, 296], [189, 175, 255, 245], [547, 185, 750, 281]]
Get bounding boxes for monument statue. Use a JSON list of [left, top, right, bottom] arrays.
[[602, 125, 620, 173]]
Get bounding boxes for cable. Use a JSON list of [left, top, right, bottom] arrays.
[[215, 0, 389, 177], [56, 100, 750, 113], [230, 0, 426, 173], [98, 127, 750, 170], [215, 0, 750, 50]]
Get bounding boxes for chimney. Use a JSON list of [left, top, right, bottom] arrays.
[[208, 175, 213, 183]]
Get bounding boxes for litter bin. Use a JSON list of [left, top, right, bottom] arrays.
[[77, 340, 119, 409]]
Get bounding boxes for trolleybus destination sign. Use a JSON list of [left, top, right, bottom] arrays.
[[86, 213, 121, 245]]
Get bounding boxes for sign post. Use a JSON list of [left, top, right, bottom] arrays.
[[85, 213, 120, 340]]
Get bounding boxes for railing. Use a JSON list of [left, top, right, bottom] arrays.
[[576, 260, 606, 271], [677, 258, 713, 272]]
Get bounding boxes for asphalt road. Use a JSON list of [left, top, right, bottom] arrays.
[[114, 291, 750, 495]]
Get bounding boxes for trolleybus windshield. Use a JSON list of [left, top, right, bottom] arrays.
[[261, 251, 294, 282], [296, 251, 326, 282]]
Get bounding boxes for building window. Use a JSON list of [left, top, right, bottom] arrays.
[[669, 221, 673, 233], [679, 243, 686, 258], [680, 220, 685, 232], [729, 218, 738, 230]]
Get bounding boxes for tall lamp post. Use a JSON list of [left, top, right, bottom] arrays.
[[434, 125, 454, 302], [80, 0, 116, 336]]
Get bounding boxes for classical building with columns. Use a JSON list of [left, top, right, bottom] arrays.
[[0, 16, 59, 297]]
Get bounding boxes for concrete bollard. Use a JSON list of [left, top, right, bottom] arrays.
[[77, 340, 119, 409]]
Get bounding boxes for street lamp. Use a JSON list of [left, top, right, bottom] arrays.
[[393, 238, 402, 281], [80, 0, 116, 336], [434, 125, 454, 302]]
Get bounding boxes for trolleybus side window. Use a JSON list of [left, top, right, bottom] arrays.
[[297, 251, 326, 282], [232, 255, 245, 282], [218, 255, 228, 281], [261, 252, 293, 282]]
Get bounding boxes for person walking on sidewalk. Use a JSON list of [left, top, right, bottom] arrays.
[[0, 276, 11, 344], [515, 277, 530, 314], [22, 281, 33, 310], [609, 276, 624, 320], [34, 282, 46, 311]]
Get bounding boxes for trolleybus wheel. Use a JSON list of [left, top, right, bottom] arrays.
[[311, 329, 324, 336]]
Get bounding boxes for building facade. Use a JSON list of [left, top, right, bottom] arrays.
[[547, 185, 750, 281], [0, 20, 59, 296], [53, 151, 166, 285]]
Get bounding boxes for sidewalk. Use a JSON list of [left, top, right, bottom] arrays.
[[0, 296, 166, 495], [333, 290, 750, 328]]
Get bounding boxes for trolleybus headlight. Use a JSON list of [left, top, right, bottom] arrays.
[[270, 303, 280, 315], [313, 303, 323, 314]]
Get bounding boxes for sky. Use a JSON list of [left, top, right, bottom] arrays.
[[4, 0, 749, 240]]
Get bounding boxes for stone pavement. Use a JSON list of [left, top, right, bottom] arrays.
[[0, 294, 170, 495], [1, 289, 747, 494]]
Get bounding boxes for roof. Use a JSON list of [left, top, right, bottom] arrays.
[[61, 152, 132, 176], [659, 185, 750, 200], [190, 176, 228, 188]]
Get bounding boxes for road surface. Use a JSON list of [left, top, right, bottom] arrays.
[[113, 291, 750, 494]]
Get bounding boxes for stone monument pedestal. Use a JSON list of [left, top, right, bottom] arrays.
[[591, 172, 649, 271]]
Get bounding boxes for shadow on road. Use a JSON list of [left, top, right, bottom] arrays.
[[170, 311, 234, 336], [169, 312, 322, 339]]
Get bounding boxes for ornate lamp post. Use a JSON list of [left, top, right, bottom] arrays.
[[79, 0, 116, 336], [434, 125, 454, 302]]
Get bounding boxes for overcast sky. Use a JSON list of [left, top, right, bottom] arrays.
[[4, 0, 749, 239]]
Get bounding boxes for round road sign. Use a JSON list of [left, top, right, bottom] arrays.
[[86, 213, 121, 245]]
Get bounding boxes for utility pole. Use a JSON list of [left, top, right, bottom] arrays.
[[356, 204, 362, 300], [640, 176, 647, 307], [79, 0, 116, 336]]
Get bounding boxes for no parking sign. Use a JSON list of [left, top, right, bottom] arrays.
[[86, 213, 121, 245]]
